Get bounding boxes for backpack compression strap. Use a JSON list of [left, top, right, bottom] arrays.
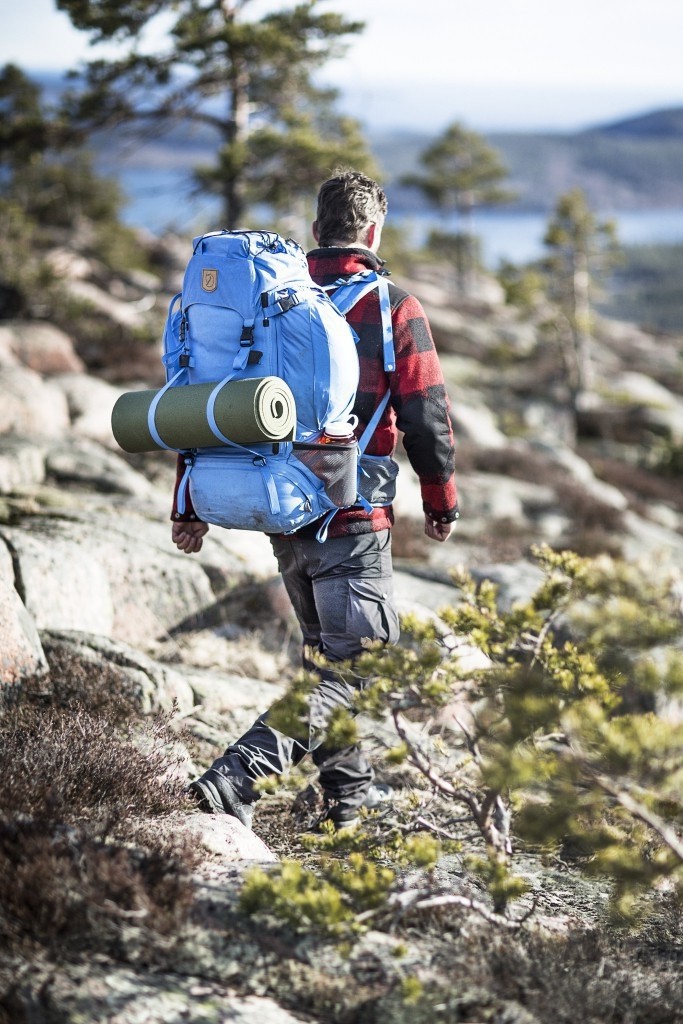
[[147, 367, 188, 452], [145, 366, 194, 515], [232, 286, 312, 372]]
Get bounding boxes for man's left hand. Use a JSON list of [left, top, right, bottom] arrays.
[[424, 515, 454, 542], [172, 520, 209, 553]]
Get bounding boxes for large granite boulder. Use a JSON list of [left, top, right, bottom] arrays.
[[1, 509, 277, 649], [45, 436, 162, 500], [52, 372, 128, 447], [0, 436, 47, 496]]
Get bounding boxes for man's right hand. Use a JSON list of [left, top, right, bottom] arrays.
[[172, 520, 209, 553]]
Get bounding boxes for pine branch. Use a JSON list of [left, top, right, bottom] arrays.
[[592, 772, 683, 864], [390, 709, 481, 816]]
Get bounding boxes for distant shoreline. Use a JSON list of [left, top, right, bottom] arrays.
[[112, 164, 683, 267]]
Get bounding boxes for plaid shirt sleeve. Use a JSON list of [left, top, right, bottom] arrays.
[[387, 291, 459, 521]]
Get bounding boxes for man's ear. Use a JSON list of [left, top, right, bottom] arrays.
[[312, 220, 320, 243], [365, 221, 383, 252]]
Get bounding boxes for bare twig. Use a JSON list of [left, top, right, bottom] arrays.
[[407, 891, 538, 930], [413, 816, 463, 842], [102, 901, 149, 920]]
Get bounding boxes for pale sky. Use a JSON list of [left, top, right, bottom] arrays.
[[2, 0, 683, 131]]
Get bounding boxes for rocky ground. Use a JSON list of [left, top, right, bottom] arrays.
[[1, 229, 682, 1022]]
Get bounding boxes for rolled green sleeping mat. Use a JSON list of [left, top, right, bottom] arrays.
[[111, 376, 296, 453]]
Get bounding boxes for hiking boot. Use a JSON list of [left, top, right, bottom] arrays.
[[320, 782, 395, 830], [362, 782, 394, 811], [187, 771, 254, 829]]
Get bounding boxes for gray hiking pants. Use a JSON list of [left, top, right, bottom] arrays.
[[216, 529, 400, 815]]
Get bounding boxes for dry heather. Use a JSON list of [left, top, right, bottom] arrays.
[[0, 652, 199, 969]]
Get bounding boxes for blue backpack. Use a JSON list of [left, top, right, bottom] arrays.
[[160, 230, 395, 539]]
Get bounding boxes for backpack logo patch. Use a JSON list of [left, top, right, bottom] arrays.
[[202, 268, 218, 292]]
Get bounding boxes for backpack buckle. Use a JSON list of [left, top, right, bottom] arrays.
[[278, 294, 299, 313], [240, 324, 255, 345]]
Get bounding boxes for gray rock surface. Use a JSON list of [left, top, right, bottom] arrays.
[[470, 560, 546, 612], [0, 436, 47, 495], [0, 543, 47, 685], [0, 365, 70, 438], [13, 963, 306, 1024], [1, 509, 276, 648], [393, 566, 462, 619], [0, 320, 84, 375], [177, 811, 278, 863], [46, 436, 161, 499], [52, 372, 128, 446]]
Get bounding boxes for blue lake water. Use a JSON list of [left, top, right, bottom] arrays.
[[401, 208, 683, 266], [117, 167, 683, 266]]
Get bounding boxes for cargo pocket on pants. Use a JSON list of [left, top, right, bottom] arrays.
[[346, 578, 400, 650]]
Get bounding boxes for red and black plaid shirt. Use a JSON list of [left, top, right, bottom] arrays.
[[306, 246, 458, 537], [172, 247, 459, 535]]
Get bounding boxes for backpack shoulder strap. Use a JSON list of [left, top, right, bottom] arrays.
[[326, 272, 395, 373], [326, 271, 379, 315]]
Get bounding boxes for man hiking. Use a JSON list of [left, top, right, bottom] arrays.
[[175, 170, 459, 829]]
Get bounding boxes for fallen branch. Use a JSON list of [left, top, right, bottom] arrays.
[[356, 887, 537, 931]]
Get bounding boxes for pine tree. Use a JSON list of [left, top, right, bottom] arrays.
[[263, 547, 683, 927], [542, 188, 621, 408], [0, 64, 128, 316], [0, 64, 54, 174], [401, 121, 514, 295], [57, 0, 374, 228]]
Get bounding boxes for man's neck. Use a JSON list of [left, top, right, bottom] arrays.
[[322, 240, 373, 251]]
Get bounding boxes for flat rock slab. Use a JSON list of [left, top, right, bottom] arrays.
[[1, 510, 269, 647]]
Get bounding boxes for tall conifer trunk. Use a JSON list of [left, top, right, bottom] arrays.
[[224, 56, 249, 228]]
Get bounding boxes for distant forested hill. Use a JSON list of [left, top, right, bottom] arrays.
[[372, 107, 683, 213], [30, 72, 683, 214]]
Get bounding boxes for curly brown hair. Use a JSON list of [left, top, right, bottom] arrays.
[[315, 170, 388, 246]]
